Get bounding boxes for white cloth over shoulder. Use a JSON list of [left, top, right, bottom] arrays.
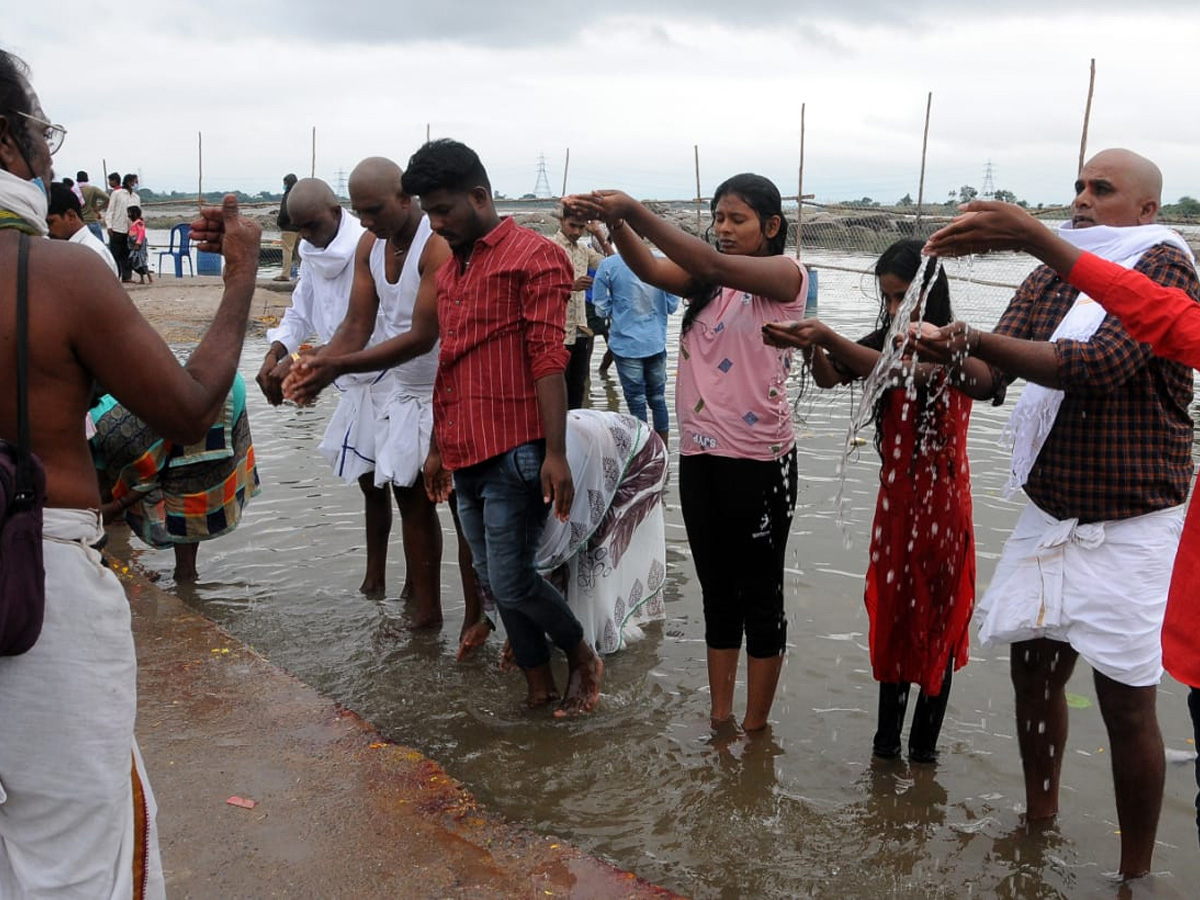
[[977, 501, 1183, 687], [1002, 223, 1196, 497], [0, 169, 48, 235], [0, 509, 164, 898], [266, 208, 368, 353]]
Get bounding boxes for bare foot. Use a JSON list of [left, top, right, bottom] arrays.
[[456, 620, 493, 661], [523, 663, 560, 708], [359, 577, 385, 600], [404, 610, 443, 631], [555, 641, 604, 718], [499, 639, 517, 673]]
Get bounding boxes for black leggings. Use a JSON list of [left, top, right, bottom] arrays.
[[679, 450, 797, 658]]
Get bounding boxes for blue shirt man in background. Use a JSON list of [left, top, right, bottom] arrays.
[[591, 251, 680, 445]]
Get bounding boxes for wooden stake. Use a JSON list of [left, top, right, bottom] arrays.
[[694, 145, 702, 235], [1078, 59, 1096, 175], [915, 92, 932, 230], [311, 126, 316, 178], [197, 132, 203, 210], [561, 148, 570, 198], [796, 103, 806, 259], [426, 123, 430, 143]]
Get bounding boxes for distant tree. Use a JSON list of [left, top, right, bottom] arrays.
[[959, 185, 978, 204], [855, 196, 880, 207], [1017, 200, 1029, 209], [520, 193, 536, 200], [1172, 196, 1200, 215], [993, 189, 1018, 203], [897, 193, 913, 206]]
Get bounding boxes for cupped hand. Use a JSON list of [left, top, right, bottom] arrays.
[[282, 352, 336, 406], [924, 200, 1044, 259], [761, 318, 829, 349], [909, 320, 980, 365]]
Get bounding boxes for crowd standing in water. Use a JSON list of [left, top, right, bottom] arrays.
[[1, 42, 1199, 894]]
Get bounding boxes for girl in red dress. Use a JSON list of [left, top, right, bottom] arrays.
[[764, 239, 992, 762]]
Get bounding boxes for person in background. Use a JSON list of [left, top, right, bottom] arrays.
[[46, 180, 117, 276], [590, 249, 679, 445], [104, 171, 139, 282], [126, 204, 151, 284], [76, 168, 107, 240], [551, 208, 612, 408], [275, 172, 299, 281]]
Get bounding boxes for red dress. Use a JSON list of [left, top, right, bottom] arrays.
[[863, 376, 975, 696]]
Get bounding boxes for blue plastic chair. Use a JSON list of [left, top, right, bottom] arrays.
[[157, 223, 193, 278]]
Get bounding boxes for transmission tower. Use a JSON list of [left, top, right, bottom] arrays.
[[334, 169, 347, 199], [981, 160, 996, 199], [532, 154, 553, 199]]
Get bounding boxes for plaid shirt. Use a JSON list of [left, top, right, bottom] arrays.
[[991, 242, 1198, 523]]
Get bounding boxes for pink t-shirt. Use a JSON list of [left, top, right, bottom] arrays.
[[676, 258, 808, 460]]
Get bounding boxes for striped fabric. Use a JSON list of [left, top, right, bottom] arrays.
[[433, 217, 572, 470]]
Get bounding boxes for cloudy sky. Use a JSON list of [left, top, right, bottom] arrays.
[[9, 2, 1200, 205]]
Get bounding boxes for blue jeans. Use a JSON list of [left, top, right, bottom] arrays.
[[614, 351, 669, 434], [453, 441, 584, 669], [86, 222, 105, 242]]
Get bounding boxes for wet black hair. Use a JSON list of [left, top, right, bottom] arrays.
[[0, 50, 35, 165], [867, 238, 955, 462], [402, 139, 491, 197], [873, 238, 952, 333], [48, 181, 82, 216], [681, 172, 789, 334]]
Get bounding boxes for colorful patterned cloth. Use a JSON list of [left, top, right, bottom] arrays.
[[89, 374, 260, 546]]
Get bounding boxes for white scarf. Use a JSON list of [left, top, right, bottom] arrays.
[[1002, 222, 1196, 497], [298, 208, 360, 280], [0, 168, 49, 235]]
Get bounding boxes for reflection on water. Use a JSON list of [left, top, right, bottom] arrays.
[[133, 252, 1200, 898]]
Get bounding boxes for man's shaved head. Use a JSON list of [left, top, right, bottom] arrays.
[[348, 157, 404, 197], [286, 178, 342, 249], [348, 156, 415, 239], [287, 177, 339, 221], [1072, 148, 1163, 228]]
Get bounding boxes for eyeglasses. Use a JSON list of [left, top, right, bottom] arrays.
[[9, 110, 66, 155]]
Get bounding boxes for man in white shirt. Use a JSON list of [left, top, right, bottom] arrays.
[[46, 181, 118, 277], [103, 172, 139, 282]]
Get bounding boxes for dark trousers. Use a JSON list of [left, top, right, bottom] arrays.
[[873, 661, 954, 762], [109, 231, 131, 281], [565, 336, 593, 410]]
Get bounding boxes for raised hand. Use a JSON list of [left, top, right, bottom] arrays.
[[188, 194, 262, 276], [923, 201, 1048, 258]]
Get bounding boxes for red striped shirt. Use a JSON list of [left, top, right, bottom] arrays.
[[433, 217, 572, 470]]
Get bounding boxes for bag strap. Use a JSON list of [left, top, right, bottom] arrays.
[[13, 232, 33, 508]]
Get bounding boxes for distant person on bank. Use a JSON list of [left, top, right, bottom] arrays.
[[275, 171, 299, 281], [45, 180, 118, 276]]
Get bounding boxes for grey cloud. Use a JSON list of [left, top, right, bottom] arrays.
[[153, 0, 1195, 48]]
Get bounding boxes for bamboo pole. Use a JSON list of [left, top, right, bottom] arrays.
[[561, 148, 570, 198], [426, 123, 430, 143], [197, 132, 203, 210], [1078, 59, 1096, 175], [915, 92, 932, 230], [796, 103, 806, 259], [310, 126, 316, 178], [101, 157, 108, 189], [694, 145, 702, 235]]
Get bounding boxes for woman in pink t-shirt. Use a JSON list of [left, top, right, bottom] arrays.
[[569, 175, 807, 733]]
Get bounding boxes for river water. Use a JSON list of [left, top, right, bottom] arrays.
[[135, 250, 1200, 898]]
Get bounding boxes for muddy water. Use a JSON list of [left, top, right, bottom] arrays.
[[138, 252, 1200, 898]]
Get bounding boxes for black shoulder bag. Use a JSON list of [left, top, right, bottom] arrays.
[[0, 232, 47, 656]]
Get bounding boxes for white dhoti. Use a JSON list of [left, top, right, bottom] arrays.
[[0, 509, 164, 898], [977, 502, 1184, 687], [373, 379, 434, 490], [317, 370, 396, 485]]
